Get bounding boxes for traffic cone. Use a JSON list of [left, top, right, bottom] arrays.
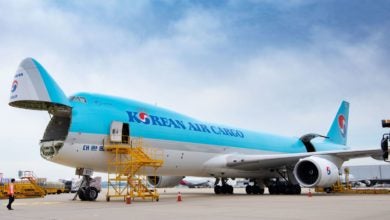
[[126, 195, 131, 204], [308, 189, 312, 198], [177, 192, 182, 202]]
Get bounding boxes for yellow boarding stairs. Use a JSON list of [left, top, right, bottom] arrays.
[[18, 171, 47, 197], [105, 137, 164, 202]]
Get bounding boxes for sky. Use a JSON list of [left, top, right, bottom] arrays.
[[1, 0, 390, 181]]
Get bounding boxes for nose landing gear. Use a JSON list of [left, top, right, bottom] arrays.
[[72, 168, 100, 201]]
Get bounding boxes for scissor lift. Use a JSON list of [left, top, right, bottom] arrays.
[[105, 137, 164, 202]]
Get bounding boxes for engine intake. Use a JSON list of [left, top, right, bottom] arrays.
[[293, 156, 339, 188]]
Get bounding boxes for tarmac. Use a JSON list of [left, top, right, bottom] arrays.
[[1, 188, 389, 220]]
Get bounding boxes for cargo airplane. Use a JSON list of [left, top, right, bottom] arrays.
[[8, 58, 387, 201]]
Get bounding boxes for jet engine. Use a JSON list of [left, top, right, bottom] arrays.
[[146, 176, 184, 188], [293, 156, 339, 188]]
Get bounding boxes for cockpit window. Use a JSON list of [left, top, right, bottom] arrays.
[[70, 96, 87, 103]]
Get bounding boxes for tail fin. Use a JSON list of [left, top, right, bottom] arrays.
[[9, 58, 71, 114], [326, 101, 349, 145]]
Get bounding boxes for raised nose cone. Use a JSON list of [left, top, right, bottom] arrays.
[[9, 58, 71, 116]]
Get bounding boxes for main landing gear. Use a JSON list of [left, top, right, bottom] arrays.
[[214, 178, 234, 194], [267, 168, 301, 195], [268, 181, 301, 195], [245, 180, 265, 195]]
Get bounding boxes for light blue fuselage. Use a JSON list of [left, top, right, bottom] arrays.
[[52, 92, 347, 178]]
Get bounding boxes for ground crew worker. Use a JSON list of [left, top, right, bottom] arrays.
[[7, 178, 15, 210]]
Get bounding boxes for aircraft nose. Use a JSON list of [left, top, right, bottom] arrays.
[[40, 140, 64, 160]]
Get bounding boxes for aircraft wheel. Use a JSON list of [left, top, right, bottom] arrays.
[[252, 186, 260, 194], [268, 185, 278, 195], [221, 185, 227, 194], [227, 185, 234, 194], [293, 185, 301, 194], [86, 187, 99, 201], [214, 185, 222, 194], [78, 188, 87, 201], [259, 188, 265, 195], [285, 185, 293, 195], [277, 183, 287, 194], [245, 185, 252, 194]]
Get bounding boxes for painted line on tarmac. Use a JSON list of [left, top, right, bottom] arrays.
[[4, 201, 63, 206]]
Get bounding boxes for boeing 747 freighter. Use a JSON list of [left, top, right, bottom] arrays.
[[9, 58, 386, 200]]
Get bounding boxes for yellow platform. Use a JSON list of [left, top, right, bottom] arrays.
[[315, 168, 390, 194], [105, 137, 164, 202], [1, 179, 45, 199]]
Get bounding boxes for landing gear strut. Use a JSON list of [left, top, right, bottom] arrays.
[[73, 168, 99, 201], [214, 178, 234, 194]]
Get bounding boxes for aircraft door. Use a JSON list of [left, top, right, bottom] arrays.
[[122, 123, 129, 144], [110, 121, 130, 143]]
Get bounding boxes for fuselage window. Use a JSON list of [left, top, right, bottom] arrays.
[[70, 96, 87, 104]]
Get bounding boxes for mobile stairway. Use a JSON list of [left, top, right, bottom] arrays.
[[105, 137, 164, 202], [0, 171, 46, 199]]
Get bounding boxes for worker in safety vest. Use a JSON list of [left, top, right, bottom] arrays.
[[7, 178, 15, 210]]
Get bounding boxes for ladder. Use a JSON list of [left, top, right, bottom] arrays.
[[19, 171, 47, 196], [105, 137, 164, 202]]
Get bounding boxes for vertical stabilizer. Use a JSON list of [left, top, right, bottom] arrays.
[[326, 101, 349, 145]]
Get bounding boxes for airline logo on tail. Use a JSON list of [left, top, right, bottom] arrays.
[[326, 101, 349, 145], [338, 114, 347, 137]]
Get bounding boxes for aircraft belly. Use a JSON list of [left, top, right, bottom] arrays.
[[52, 143, 214, 175], [50, 133, 278, 178]]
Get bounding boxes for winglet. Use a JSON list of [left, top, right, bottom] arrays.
[[326, 101, 349, 145]]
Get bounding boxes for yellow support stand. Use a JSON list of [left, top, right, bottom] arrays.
[[0, 171, 46, 199], [105, 137, 163, 202]]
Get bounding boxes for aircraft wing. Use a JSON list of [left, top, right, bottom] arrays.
[[222, 148, 383, 171]]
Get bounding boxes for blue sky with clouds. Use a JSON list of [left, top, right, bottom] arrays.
[[1, 0, 389, 180]]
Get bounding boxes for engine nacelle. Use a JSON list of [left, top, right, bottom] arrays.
[[293, 156, 339, 188], [146, 176, 184, 188]]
